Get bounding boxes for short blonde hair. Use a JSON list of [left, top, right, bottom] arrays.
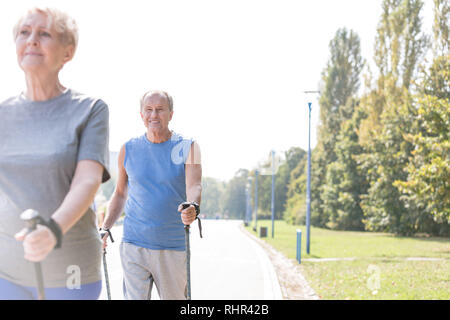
[[13, 7, 78, 51], [140, 90, 174, 112]]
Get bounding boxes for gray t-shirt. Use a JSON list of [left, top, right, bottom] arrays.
[[0, 89, 110, 288]]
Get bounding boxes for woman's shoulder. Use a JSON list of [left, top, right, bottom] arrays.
[[68, 89, 108, 110], [0, 94, 23, 108]]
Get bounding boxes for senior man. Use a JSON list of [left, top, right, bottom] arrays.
[[101, 90, 202, 300]]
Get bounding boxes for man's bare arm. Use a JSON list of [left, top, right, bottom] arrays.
[[102, 144, 128, 230], [180, 141, 202, 225], [186, 141, 202, 205]]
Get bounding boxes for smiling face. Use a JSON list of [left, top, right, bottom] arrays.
[[140, 93, 174, 134], [15, 11, 74, 75]]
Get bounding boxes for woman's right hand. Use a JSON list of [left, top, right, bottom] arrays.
[[15, 225, 57, 262]]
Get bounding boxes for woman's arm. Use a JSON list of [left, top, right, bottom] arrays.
[[15, 160, 104, 262], [52, 160, 103, 234]]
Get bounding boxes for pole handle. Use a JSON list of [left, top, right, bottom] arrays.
[[20, 209, 46, 300]]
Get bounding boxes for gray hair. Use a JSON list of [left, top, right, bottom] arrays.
[[140, 90, 174, 112], [13, 7, 79, 53]]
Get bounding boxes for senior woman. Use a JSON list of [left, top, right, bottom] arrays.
[[0, 7, 110, 299]]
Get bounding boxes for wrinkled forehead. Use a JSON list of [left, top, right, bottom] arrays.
[[143, 93, 170, 108]]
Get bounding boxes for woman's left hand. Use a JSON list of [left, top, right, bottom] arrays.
[[15, 225, 57, 262]]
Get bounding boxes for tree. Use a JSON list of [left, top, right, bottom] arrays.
[[360, 89, 419, 234], [322, 100, 368, 230], [284, 153, 308, 225], [222, 169, 249, 219], [311, 27, 364, 228], [393, 11, 450, 235], [357, 0, 429, 235], [360, 0, 429, 142], [372, 0, 429, 90], [432, 0, 449, 57], [275, 147, 306, 219], [317, 27, 364, 163], [250, 147, 307, 221], [394, 93, 450, 235], [201, 177, 226, 217]]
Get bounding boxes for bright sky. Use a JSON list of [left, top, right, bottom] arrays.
[[0, 0, 435, 182]]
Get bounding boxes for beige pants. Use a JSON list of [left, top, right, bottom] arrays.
[[120, 242, 187, 300]]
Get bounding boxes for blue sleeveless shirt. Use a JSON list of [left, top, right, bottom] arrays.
[[123, 132, 193, 251]]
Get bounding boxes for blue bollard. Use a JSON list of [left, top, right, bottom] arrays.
[[296, 229, 302, 264]]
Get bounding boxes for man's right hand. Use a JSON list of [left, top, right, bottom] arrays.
[[100, 228, 114, 250]]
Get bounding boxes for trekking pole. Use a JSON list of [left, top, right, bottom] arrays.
[[100, 228, 114, 300], [184, 224, 191, 300], [180, 202, 202, 300], [20, 209, 46, 300], [180, 203, 193, 300], [102, 248, 111, 300]]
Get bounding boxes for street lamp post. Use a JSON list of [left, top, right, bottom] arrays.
[[244, 184, 249, 226], [271, 150, 275, 238], [254, 170, 259, 232], [246, 177, 253, 226], [306, 102, 312, 254], [304, 91, 320, 255]]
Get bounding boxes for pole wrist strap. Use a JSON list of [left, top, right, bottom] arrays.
[[36, 217, 62, 249]]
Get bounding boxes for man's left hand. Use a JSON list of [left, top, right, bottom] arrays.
[[178, 204, 197, 226]]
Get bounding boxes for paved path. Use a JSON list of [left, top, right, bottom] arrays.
[[99, 219, 282, 300]]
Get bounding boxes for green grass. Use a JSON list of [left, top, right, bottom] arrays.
[[245, 220, 450, 300]]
